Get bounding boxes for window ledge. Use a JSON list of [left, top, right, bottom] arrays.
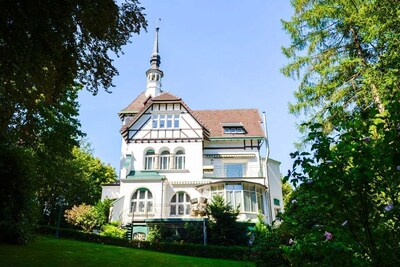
[[157, 169, 189, 173], [129, 213, 154, 216]]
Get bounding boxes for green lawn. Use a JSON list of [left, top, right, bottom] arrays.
[[0, 235, 254, 267]]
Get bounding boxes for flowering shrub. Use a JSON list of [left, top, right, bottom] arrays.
[[64, 204, 101, 232]]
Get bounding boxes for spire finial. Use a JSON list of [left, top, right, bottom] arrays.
[[150, 19, 161, 65], [156, 18, 161, 30], [145, 19, 164, 97], [152, 19, 161, 57]]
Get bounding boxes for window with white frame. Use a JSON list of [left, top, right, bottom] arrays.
[[144, 149, 156, 170], [159, 151, 170, 170], [207, 183, 264, 213], [152, 114, 180, 129], [243, 184, 258, 212], [175, 150, 185, 169], [256, 187, 265, 213], [210, 184, 224, 198], [170, 192, 191, 216], [225, 183, 243, 209], [225, 163, 244, 177], [130, 188, 153, 214]]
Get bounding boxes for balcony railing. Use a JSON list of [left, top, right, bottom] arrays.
[[203, 166, 264, 178]]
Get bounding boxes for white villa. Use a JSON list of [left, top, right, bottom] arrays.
[[101, 26, 284, 239]]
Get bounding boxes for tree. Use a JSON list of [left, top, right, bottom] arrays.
[[1, 0, 147, 142], [280, 0, 400, 265], [0, 85, 83, 243], [0, 145, 39, 244], [0, 1, 146, 243], [281, 177, 293, 209], [38, 145, 117, 225], [1, 0, 147, 149], [282, 0, 399, 126], [206, 195, 248, 246]]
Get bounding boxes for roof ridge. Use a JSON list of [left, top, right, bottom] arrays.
[[193, 108, 258, 112], [152, 91, 182, 101]]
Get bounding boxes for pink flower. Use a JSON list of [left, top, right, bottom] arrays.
[[385, 204, 394, 212], [289, 238, 294, 245], [325, 231, 333, 241], [362, 137, 370, 142]]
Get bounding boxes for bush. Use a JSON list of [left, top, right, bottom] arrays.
[[95, 198, 114, 225], [251, 218, 289, 267], [146, 224, 179, 243], [184, 221, 204, 244], [64, 204, 101, 232], [100, 222, 126, 238], [37, 225, 250, 261]]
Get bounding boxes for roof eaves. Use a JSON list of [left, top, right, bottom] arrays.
[[209, 136, 265, 141]]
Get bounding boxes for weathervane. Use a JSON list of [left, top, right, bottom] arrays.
[[156, 18, 161, 30]]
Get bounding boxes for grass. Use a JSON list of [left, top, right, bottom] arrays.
[[0, 235, 254, 267]]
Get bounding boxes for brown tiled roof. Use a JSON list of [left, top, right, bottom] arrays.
[[119, 91, 150, 114], [193, 109, 265, 138]]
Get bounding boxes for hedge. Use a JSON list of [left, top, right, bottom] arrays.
[[37, 226, 250, 261]]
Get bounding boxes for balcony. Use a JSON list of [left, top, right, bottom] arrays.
[[203, 166, 264, 178]]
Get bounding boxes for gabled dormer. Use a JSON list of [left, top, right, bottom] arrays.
[[120, 92, 210, 143]]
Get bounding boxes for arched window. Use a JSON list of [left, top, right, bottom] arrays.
[[160, 151, 170, 170], [175, 150, 185, 169], [144, 149, 156, 170], [131, 188, 153, 214], [170, 192, 191, 216]]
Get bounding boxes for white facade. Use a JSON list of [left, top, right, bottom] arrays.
[[101, 28, 284, 235]]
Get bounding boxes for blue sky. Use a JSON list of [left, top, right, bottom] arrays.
[[78, 0, 300, 177]]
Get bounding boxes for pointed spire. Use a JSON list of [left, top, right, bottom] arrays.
[[150, 19, 161, 69], [145, 19, 164, 98]]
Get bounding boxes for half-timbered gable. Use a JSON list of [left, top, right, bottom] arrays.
[[120, 93, 208, 143]]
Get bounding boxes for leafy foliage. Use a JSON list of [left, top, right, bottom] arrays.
[[281, 177, 293, 209], [146, 225, 180, 243], [146, 226, 162, 242], [274, 0, 400, 265], [0, 145, 39, 244], [64, 204, 102, 232], [206, 195, 248, 246], [100, 222, 127, 238], [38, 145, 117, 225], [183, 222, 204, 244], [0, 0, 146, 243]]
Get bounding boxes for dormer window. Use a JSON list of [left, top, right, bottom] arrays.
[[222, 122, 246, 134], [224, 127, 245, 134]]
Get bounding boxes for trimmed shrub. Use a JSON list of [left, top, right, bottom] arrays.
[[37, 225, 250, 261]]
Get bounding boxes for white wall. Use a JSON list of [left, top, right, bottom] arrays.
[[267, 158, 284, 221], [101, 185, 120, 201]]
